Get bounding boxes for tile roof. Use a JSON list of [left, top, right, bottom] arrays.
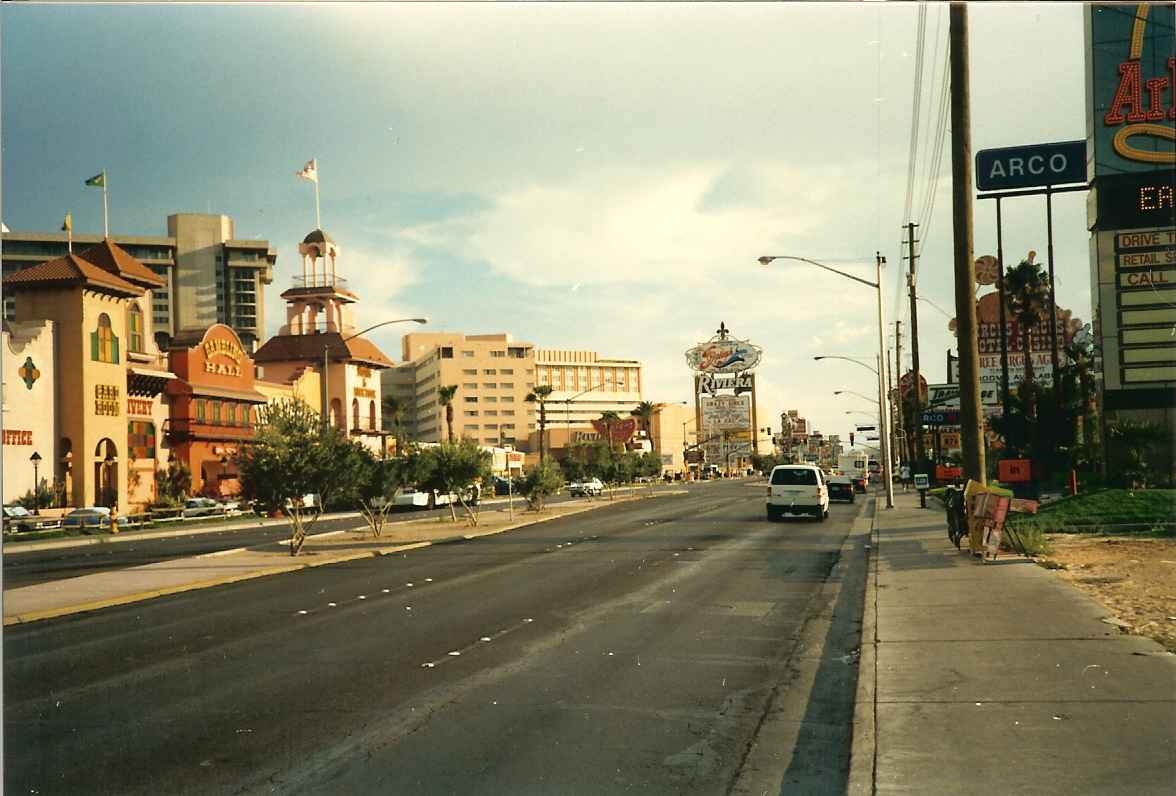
[[253, 332, 394, 369], [77, 238, 166, 288], [2, 252, 142, 296]]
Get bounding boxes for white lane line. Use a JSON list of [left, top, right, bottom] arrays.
[[420, 617, 537, 669]]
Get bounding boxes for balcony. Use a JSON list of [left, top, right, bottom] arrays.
[[291, 274, 349, 290]]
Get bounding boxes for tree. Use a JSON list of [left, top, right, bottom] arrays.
[[237, 399, 371, 555], [153, 461, 192, 508], [631, 401, 657, 451], [438, 385, 458, 442], [598, 410, 622, 452], [381, 394, 410, 451], [416, 439, 492, 524], [525, 384, 554, 462], [356, 452, 403, 537], [1106, 419, 1167, 488], [1004, 253, 1050, 422], [520, 459, 564, 511]]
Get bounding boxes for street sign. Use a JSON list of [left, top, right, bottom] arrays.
[[855, 425, 876, 432], [684, 449, 704, 464], [976, 140, 1086, 192], [913, 473, 930, 490], [923, 410, 960, 425]]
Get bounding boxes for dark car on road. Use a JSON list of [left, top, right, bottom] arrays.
[[827, 475, 856, 503]]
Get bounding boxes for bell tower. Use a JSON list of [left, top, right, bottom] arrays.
[[278, 229, 358, 336]]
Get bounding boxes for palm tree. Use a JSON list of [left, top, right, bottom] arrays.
[[525, 384, 554, 462], [599, 410, 622, 452], [631, 401, 656, 452], [438, 385, 458, 442], [382, 394, 408, 449], [1004, 252, 1050, 421]]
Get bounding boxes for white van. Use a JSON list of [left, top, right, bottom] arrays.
[[766, 464, 829, 522]]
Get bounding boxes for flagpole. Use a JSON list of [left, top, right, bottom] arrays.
[[102, 170, 109, 238], [314, 167, 321, 230]]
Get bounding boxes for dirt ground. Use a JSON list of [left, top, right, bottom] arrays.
[[1037, 535, 1176, 653]]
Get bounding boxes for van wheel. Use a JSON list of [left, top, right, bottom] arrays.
[[766, 507, 779, 522]]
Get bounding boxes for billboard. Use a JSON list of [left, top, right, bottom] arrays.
[[1085, 4, 1175, 178], [701, 395, 752, 430], [686, 339, 762, 373]]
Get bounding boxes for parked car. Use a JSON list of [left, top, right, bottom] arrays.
[[3, 505, 60, 532], [827, 475, 856, 503], [393, 488, 451, 510], [62, 506, 112, 530], [183, 497, 222, 518], [568, 478, 604, 497], [284, 494, 322, 514], [766, 464, 829, 522]]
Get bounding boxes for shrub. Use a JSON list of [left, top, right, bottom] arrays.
[[521, 460, 564, 511]]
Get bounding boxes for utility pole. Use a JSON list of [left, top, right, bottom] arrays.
[[950, 3, 986, 484], [895, 320, 905, 464], [906, 222, 926, 473]]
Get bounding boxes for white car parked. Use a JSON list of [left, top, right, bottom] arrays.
[[766, 464, 829, 522], [568, 478, 604, 497]]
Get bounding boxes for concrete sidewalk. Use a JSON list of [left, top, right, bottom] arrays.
[[3, 495, 676, 626], [851, 491, 1176, 795]]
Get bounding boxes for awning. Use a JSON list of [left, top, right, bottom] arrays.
[[127, 367, 176, 397], [184, 384, 269, 404]]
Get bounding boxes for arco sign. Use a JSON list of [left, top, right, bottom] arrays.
[[976, 141, 1086, 191]]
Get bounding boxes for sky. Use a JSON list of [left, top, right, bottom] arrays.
[[1, 2, 1094, 444]]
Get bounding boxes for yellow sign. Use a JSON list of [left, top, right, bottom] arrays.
[[95, 384, 120, 416], [203, 338, 243, 362], [354, 387, 377, 399]]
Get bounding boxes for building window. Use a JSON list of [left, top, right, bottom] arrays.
[[210, 401, 221, 425], [222, 402, 233, 425], [501, 396, 515, 403], [462, 369, 478, 375], [128, 421, 156, 459], [502, 410, 516, 416], [464, 411, 479, 417], [196, 399, 206, 422], [500, 382, 514, 389], [461, 351, 475, 358], [463, 383, 477, 389], [440, 347, 454, 359], [238, 404, 248, 427], [491, 350, 506, 358], [484, 396, 498, 403], [485, 423, 498, 429], [128, 304, 144, 353], [464, 424, 480, 430], [369, 400, 377, 430], [90, 313, 119, 364], [483, 383, 497, 389], [485, 410, 498, 416], [352, 398, 360, 429], [463, 396, 478, 403], [500, 368, 514, 375], [502, 423, 515, 429]]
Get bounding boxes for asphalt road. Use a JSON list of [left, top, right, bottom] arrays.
[[1, 492, 588, 589], [4, 480, 870, 795]]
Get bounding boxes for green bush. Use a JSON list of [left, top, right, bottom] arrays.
[[521, 460, 564, 511]]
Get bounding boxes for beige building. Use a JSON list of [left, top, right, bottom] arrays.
[[2, 320, 58, 504], [383, 336, 648, 456], [3, 213, 275, 350], [649, 402, 696, 475], [385, 332, 536, 447]]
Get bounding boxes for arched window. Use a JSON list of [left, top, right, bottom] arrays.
[[128, 304, 144, 353], [330, 398, 343, 430], [351, 398, 360, 430], [222, 402, 233, 426], [369, 400, 377, 430], [91, 313, 119, 363], [238, 404, 248, 427]]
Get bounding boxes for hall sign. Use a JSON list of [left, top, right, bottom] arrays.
[[698, 371, 753, 396], [203, 337, 244, 376], [976, 140, 1086, 191]]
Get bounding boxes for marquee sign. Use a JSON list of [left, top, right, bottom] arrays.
[[698, 371, 754, 397], [701, 395, 751, 430], [686, 339, 762, 374], [1086, 3, 1175, 177]]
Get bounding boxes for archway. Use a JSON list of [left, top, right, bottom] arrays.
[[351, 398, 360, 431], [93, 438, 118, 509], [60, 437, 73, 506], [368, 400, 377, 431], [330, 398, 343, 430]]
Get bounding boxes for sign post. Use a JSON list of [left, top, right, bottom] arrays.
[[913, 472, 930, 508]]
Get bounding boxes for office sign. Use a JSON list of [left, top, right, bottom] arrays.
[[976, 140, 1086, 191]]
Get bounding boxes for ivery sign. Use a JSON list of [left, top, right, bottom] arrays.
[[976, 140, 1087, 191]]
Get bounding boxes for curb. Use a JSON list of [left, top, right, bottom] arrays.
[[3, 491, 685, 626], [847, 497, 880, 795]]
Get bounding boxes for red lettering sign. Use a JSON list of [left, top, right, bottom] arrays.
[[2, 429, 34, 446]]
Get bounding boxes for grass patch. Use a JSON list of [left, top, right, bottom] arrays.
[[1006, 524, 1052, 556], [1007, 488, 1176, 535]]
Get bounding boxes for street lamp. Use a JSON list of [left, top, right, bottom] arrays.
[[834, 389, 876, 403], [760, 253, 893, 508], [29, 451, 42, 515], [498, 425, 514, 521], [322, 318, 428, 429], [814, 355, 878, 374]]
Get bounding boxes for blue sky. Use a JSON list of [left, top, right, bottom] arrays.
[[2, 2, 1092, 442]]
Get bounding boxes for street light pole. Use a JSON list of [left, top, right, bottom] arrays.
[[30, 451, 42, 515], [321, 318, 428, 430]]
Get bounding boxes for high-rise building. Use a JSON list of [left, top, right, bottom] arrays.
[[384, 332, 536, 446], [382, 337, 646, 454], [2, 213, 275, 350]]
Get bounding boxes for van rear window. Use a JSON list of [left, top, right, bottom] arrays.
[[771, 468, 818, 486]]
